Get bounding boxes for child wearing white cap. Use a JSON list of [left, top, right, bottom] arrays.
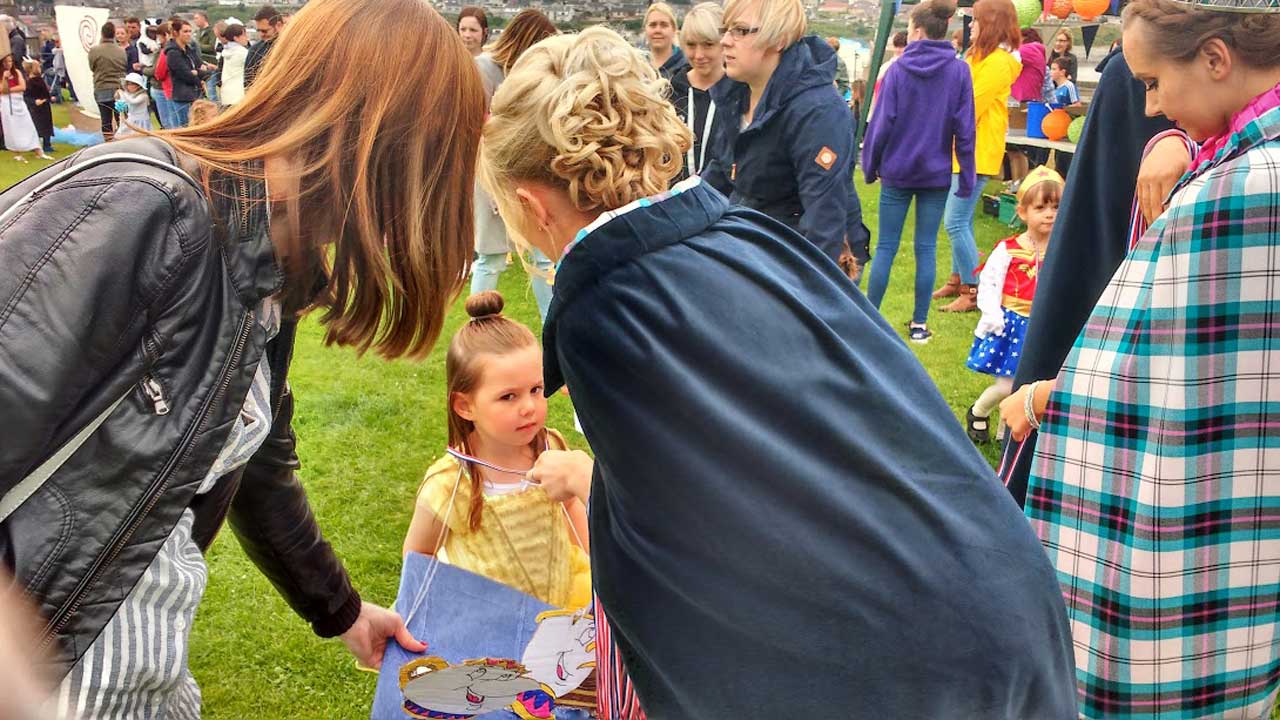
[[115, 72, 152, 136]]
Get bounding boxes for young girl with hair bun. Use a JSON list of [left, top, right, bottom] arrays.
[[482, 26, 1076, 719], [404, 291, 590, 611], [1008, 0, 1280, 716]]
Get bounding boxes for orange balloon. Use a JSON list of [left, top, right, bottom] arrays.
[[1050, 0, 1073, 18], [1072, 0, 1110, 20], [1042, 109, 1072, 140]]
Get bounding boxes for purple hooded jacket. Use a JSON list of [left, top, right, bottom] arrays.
[[861, 39, 977, 197]]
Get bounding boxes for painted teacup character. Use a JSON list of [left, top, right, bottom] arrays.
[[400, 657, 541, 719]]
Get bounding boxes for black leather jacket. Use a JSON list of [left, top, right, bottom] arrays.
[[0, 138, 360, 679]]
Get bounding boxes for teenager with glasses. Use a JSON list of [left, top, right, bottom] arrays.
[[704, 0, 871, 276]]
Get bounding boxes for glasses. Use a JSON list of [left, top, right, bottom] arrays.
[[719, 25, 761, 39]]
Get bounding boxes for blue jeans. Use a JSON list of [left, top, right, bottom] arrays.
[[171, 101, 191, 127], [866, 185, 949, 325], [943, 173, 989, 284], [204, 73, 219, 103], [470, 249, 554, 322], [151, 88, 173, 129]]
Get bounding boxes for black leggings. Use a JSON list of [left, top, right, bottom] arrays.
[[96, 99, 118, 138]]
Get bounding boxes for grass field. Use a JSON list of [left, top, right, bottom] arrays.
[[1, 107, 1021, 717]]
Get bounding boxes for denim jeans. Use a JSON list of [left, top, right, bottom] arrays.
[[152, 88, 177, 129], [204, 73, 219, 103], [866, 185, 949, 325], [171, 100, 191, 127], [942, 173, 989, 284], [470, 249, 554, 322]]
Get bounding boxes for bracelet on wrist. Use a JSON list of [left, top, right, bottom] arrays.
[[1025, 381, 1042, 431]]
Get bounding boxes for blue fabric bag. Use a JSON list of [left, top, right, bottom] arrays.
[[370, 552, 591, 720]]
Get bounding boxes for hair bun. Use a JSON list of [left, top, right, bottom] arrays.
[[933, 0, 958, 18], [465, 290, 505, 321]]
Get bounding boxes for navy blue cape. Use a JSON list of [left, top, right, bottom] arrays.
[[543, 182, 1077, 719]]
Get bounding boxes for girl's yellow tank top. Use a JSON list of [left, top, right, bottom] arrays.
[[416, 429, 591, 609]]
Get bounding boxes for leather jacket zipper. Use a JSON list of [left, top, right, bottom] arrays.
[[39, 309, 257, 649], [140, 376, 170, 415]]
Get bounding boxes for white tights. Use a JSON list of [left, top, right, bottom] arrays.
[[973, 377, 1014, 418]]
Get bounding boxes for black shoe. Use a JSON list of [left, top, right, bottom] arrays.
[[966, 406, 990, 445]]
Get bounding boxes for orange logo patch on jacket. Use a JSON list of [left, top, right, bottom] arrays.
[[815, 147, 838, 171]]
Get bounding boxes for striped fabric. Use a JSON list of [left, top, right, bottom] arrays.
[[47, 299, 280, 719], [1026, 106, 1280, 719], [593, 596, 646, 720]]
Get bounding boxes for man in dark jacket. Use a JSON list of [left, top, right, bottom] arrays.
[[164, 18, 208, 125], [245, 5, 282, 88], [999, 47, 1179, 504], [707, 35, 870, 268]]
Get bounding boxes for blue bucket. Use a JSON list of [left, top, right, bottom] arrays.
[[1026, 102, 1052, 139]]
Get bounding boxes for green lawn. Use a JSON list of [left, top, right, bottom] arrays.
[[0, 132, 1020, 716]]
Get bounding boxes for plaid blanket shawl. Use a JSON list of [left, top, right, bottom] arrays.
[[1026, 105, 1280, 720]]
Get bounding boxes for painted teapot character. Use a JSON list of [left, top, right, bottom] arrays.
[[400, 657, 541, 719]]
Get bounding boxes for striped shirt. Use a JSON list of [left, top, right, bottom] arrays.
[[47, 299, 280, 719], [1026, 106, 1280, 719]]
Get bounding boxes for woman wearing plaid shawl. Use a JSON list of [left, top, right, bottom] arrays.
[[1005, 0, 1280, 717]]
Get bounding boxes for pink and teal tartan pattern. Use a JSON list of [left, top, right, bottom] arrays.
[[1027, 105, 1280, 719]]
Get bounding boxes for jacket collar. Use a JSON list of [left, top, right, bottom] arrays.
[[208, 165, 285, 305], [542, 181, 730, 390], [711, 36, 835, 133], [1175, 104, 1280, 196]]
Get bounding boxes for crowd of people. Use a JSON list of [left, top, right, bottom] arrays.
[[51, 7, 287, 143], [0, 0, 1278, 717]]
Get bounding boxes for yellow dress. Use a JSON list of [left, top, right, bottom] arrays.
[[416, 430, 592, 610]]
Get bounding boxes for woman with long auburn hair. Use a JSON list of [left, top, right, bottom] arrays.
[[0, 0, 485, 715]]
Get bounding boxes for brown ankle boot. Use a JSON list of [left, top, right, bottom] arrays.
[[940, 284, 978, 313], [931, 272, 961, 300]]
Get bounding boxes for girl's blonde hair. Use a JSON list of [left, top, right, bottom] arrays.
[[480, 27, 691, 248], [155, 0, 486, 360], [188, 99, 219, 125], [445, 291, 545, 531], [681, 2, 724, 46], [645, 2, 679, 29], [722, 0, 807, 50]]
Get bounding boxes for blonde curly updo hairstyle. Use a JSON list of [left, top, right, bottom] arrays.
[[481, 27, 692, 241]]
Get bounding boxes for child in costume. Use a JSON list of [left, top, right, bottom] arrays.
[[114, 73, 152, 136], [964, 165, 1063, 444], [404, 291, 591, 611]]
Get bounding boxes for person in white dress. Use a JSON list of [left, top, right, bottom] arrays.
[[218, 23, 248, 106], [0, 54, 50, 162], [115, 72, 152, 136]]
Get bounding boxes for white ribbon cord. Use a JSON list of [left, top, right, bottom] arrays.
[[686, 87, 716, 176]]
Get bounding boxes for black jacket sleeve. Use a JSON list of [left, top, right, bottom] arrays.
[[223, 354, 362, 638]]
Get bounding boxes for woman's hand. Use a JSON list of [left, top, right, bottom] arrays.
[[1000, 379, 1057, 442], [340, 601, 427, 670], [1136, 135, 1191, 225], [35, 98, 44, 106], [527, 449, 593, 503]]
